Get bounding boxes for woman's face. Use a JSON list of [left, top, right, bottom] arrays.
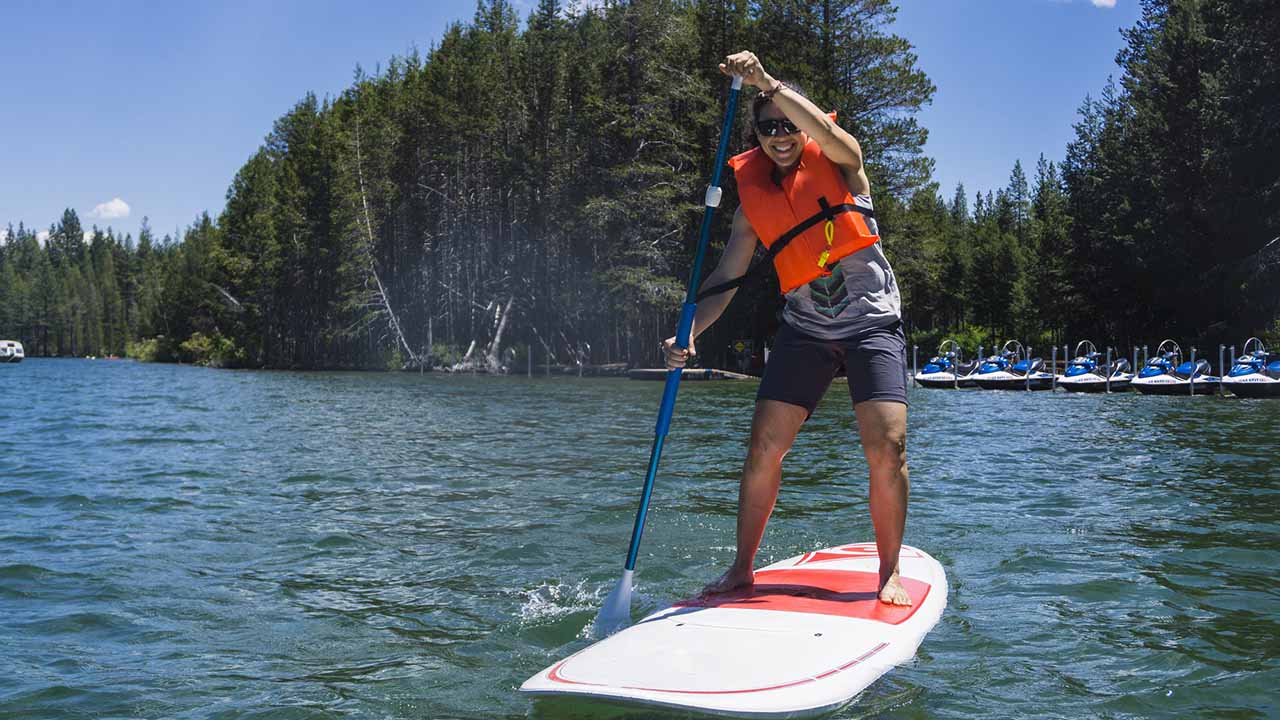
[[755, 103, 805, 169]]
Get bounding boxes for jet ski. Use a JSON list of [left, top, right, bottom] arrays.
[[1056, 340, 1133, 392], [1131, 339, 1221, 395], [973, 340, 1055, 390], [913, 339, 979, 389], [1221, 337, 1280, 398]]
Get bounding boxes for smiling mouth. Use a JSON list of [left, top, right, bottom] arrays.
[[771, 141, 796, 154]]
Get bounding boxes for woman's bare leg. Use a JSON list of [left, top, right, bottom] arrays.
[[854, 399, 911, 605], [702, 399, 809, 594]]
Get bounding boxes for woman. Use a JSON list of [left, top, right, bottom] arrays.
[[662, 51, 911, 605]]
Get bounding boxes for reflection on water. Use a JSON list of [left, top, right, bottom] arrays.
[[0, 359, 1276, 719]]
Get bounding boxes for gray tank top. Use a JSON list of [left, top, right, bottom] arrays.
[[779, 195, 901, 339]]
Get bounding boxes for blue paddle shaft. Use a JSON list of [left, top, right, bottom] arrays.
[[623, 77, 741, 572]]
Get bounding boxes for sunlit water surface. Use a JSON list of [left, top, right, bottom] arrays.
[[1, 359, 1276, 719]]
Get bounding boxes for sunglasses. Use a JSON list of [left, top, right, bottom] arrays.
[[755, 118, 800, 137]]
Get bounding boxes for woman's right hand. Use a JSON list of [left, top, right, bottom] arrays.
[[719, 51, 776, 92], [662, 336, 696, 369]]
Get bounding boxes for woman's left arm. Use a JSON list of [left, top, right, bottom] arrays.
[[720, 51, 870, 195]]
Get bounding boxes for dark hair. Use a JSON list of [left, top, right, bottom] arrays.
[[744, 80, 806, 148]]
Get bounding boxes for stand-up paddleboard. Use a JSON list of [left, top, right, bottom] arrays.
[[523, 542, 947, 718]]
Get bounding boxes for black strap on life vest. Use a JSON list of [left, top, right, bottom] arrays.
[[694, 200, 874, 301]]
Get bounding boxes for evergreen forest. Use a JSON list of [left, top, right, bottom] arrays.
[[1, 0, 1276, 371]]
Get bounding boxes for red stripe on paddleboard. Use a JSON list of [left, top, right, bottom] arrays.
[[675, 569, 930, 625], [791, 545, 923, 567], [547, 642, 890, 695], [837, 544, 923, 559], [795, 550, 877, 565]]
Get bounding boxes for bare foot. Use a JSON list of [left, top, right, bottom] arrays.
[[878, 571, 912, 606], [700, 566, 755, 596]]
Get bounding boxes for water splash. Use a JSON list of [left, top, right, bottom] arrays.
[[517, 580, 603, 625]]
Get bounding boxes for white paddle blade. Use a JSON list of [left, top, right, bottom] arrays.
[[593, 569, 634, 637]]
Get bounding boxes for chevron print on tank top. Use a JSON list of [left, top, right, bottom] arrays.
[[807, 264, 852, 319]]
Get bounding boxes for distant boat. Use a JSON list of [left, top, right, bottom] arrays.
[[1056, 340, 1133, 393], [973, 340, 1055, 390], [0, 340, 24, 363], [913, 339, 979, 389], [1221, 337, 1280, 398], [1131, 339, 1220, 395]]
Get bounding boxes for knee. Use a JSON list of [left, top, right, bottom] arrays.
[[747, 432, 791, 468], [864, 429, 907, 469]]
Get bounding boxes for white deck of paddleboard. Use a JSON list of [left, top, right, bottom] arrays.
[[521, 542, 947, 718]]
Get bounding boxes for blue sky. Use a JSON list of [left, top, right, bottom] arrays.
[[0, 0, 1141, 244]]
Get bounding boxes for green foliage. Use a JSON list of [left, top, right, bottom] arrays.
[[126, 336, 182, 363], [126, 338, 153, 361], [1260, 318, 1280, 349], [430, 343, 465, 367], [178, 331, 244, 368], [907, 325, 996, 362], [385, 346, 404, 372]]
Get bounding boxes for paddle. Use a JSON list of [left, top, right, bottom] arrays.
[[594, 74, 743, 636]]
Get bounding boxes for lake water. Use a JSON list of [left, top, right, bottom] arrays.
[[1, 359, 1276, 719]]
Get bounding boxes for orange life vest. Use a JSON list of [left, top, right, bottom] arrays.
[[726, 126, 880, 294]]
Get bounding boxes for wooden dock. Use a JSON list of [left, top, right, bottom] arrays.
[[627, 368, 756, 381]]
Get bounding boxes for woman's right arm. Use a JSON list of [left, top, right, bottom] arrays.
[[663, 206, 759, 368]]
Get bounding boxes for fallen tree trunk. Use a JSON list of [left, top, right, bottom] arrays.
[[449, 296, 515, 374], [484, 296, 516, 372]]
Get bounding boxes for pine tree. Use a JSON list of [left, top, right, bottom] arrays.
[[59, 209, 87, 267], [1006, 160, 1030, 247], [0, 257, 14, 338], [751, 0, 934, 198], [1028, 155, 1070, 344]]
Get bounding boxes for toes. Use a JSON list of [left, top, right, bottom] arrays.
[[700, 575, 736, 596], [878, 581, 913, 606], [702, 573, 751, 597]]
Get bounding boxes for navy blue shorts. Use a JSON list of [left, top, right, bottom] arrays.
[[757, 320, 908, 417]]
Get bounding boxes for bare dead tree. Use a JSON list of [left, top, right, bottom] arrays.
[[484, 296, 516, 371], [353, 114, 420, 368], [452, 295, 515, 373]]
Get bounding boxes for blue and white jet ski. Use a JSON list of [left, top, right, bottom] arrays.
[[913, 339, 979, 389], [1056, 340, 1133, 392], [973, 340, 1055, 390], [1221, 337, 1280, 398], [1131, 339, 1221, 395]]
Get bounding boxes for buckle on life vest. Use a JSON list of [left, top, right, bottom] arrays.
[[816, 198, 836, 268], [817, 218, 835, 267]]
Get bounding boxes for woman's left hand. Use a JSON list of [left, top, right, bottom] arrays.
[[719, 51, 777, 92]]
